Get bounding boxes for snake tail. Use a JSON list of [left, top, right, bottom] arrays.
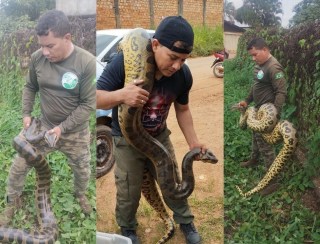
[[236, 119, 297, 198], [141, 169, 174, 244]]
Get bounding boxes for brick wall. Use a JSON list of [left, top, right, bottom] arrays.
[[97, 0, 223, 30]]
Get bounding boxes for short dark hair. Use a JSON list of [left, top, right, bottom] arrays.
[[247, 37, 269, 51], [36, 10, 71, 37]]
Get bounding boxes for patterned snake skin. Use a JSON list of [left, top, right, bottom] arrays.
[[0, 118, 58, 243], [233, 103, 297, 197], [118, 28, 218, 242], [141, 148, 217, 243]]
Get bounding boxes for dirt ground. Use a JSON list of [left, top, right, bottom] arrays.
[[96, 56, 224, 243]]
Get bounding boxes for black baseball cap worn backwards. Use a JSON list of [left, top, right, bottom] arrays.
[[154, 16, 194, 54]]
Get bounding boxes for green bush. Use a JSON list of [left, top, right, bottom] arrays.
[[192, 25, 223, 57]]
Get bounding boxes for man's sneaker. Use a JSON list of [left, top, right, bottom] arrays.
[[180, 222, 201, 244], [121, 228, 141, 244], [240, 159, 259, 168], [75, 194, 92, 215], [259, 183, 281, 196], [0, 196, 22, 226]]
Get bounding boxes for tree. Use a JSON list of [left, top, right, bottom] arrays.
[[0, 0, 55, 36], [235, 0, 282, 27], [290, 0, 320, 27], [224, 0, 236, 24], [0, 0, 55, 21]]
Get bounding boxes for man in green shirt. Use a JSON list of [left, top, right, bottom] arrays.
[[0, 10, 95, 226], [238, 37, 287, 196]]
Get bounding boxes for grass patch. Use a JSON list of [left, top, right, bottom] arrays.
[[192, 25, 223, 57]]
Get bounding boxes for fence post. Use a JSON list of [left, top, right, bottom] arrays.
[[178, 0, 183, 16], [203, 0, 207, 26], [114, 0, 120, 28], [149, 0, 155, 28]]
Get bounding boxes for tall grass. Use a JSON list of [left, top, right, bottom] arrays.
[[192, 25, 223, 57]]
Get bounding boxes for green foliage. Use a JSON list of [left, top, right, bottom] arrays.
[[0, 0, 55, 21], [0, 13, 35, 37], [0, 17, 96, 73], [224, 56, 320, 243], [306, 130, 320, 180], [191, 25, 223, 57], [235, 0, 283, 27], [290, 0, 320, 27]]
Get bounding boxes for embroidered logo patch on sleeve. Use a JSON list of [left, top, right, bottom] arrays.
[[275, 72, 284, 79]]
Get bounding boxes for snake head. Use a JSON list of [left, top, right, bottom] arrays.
[[44, 131, 58, 148], [199, 149, 218, 164], [24, 118, 46, 143]]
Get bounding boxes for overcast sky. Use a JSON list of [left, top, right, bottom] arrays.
[[229, 0, 303, 28]]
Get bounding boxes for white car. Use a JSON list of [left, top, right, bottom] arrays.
[[96, 29, 155, 78], [96, 29, 155, 178]]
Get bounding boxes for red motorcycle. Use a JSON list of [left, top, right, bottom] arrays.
[[211, 50, 228, 78]]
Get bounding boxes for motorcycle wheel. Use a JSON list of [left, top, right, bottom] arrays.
[[96, 124, 115, 178], [213, 62, 224, 78]]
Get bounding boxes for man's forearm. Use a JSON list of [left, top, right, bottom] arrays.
[[274, 92, 286, 112], [22, 87, 36, 117], [96, 89, 124, 110], [175, 104, 200, 149], [245, 87, 254, 105], [58, 102, 95, 133]]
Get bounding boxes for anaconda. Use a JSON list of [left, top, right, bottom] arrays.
[[141, 148, 217, 244], [233, 103, 297, 197], [0, 118, 58, 243]]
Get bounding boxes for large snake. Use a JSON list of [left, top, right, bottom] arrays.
[[232, 103, 297, 197], [118, 28, 218, 242], [0, 118, 58, 243], [141, 148, 217, 243]]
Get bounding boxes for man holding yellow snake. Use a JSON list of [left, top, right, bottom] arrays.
[[97, 16, 205, 244], [238, 37, 287, 196]]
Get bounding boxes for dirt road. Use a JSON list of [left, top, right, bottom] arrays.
[[96, 56, 224, 243]]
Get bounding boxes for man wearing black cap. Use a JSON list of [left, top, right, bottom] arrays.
[[97, 16, 205, 244]]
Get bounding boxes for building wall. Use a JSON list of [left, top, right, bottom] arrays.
[[224, 31, 243, 59], [97, 0, 223, 30]]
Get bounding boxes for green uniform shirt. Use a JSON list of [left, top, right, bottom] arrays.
[[245, 55, 287, 112], [23, 45, 96, 133]]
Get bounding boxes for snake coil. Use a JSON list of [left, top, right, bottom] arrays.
[[233, 103, 298, 197], [0, 118, 58, 243]]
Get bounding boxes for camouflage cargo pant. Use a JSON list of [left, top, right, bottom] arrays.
[[113, 128, 194, 229], [6, 126, 91, 200], [251, 131, 276, 168]]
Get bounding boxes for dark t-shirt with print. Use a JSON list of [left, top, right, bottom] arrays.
[[97, 52, 193, 136]]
